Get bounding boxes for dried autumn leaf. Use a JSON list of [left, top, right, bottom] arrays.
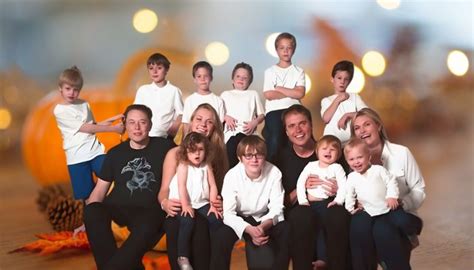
[[143, 255, 171, 270], [9, 231, 90, 255]]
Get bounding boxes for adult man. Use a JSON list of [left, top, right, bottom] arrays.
[[273, 104, 350, 270], [84, 104, 175, 270]]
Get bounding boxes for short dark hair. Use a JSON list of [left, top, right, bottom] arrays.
[[147, 53, 171, 70], [282, 104, 313, 127], [231, 62, 254, 88], [331, 60, 354, 81], [124, 104, 153, 122], [275, 32, 297, 50], [192, 61, 213, 79]]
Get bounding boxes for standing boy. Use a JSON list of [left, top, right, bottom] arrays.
[[263, 32, 306, 161], [182, 61, 225, 134], [53, 66, 124, 233], [134, 53, 184, 139]]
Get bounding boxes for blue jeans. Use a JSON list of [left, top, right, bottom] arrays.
[[350, 208, 422, 270], [263, 109, 288, 161], [177, 204, 222, 257]]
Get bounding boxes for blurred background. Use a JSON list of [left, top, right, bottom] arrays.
[[0, 0, 473, 269]]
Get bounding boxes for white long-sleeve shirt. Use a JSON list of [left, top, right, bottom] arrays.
[[296, 161, 347, 205], [345, 164, 399, 217], [221, 161, 285, 239], [381, 141, 426, 215]]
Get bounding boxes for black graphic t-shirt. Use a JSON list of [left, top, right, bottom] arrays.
[[99, 137, 175, 208]]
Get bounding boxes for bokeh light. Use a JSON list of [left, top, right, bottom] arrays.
[[362, 50, 386, 77], [447, 50, 469, 76], [205, 42, 230, 66], [377, 0, 401, 10], [0, 107, 12, 130], [346, 66, 365, 93], [305, 73, 312, 94], [265, 32, 281, 58], [133, 9, 158, 33]]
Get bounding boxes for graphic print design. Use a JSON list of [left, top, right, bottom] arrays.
[[121, 157, 156, 195]]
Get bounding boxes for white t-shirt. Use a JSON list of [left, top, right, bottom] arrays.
[[220, 89, 265, 142], [182, 92, 225, 124], [169, 164, 210, 209], [134, 81, 183, 137], [320, 93, 367, 144], [221, 161, 285, 239], [296, 161, 347, 205], [345, 165, 399, 217], [53, 100, 105, 165], [263, 64, 305, 113]]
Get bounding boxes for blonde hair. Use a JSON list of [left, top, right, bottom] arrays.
[[350, 108, 388, 143], [190, 103, 229, 190], [58, 66, 83, 90], [344, 137, 370, 157], [317, 135, 342, 160]]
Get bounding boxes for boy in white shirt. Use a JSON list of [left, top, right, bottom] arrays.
[[296, 135, 347, 268], [134, 53, 183, 140], [221, 62, 265, 168], [182, 61, 225, 134], [339, 138, 420, 268], [262, 32, 306, 161], [210, 135, 289, 270], [321, 60, 367, 145], [53, 66, 124, 233]]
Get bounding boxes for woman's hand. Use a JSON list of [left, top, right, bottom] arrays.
[[162, 198, 182, 217]]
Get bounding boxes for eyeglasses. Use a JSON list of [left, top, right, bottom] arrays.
[[243, 153, 265, 160]]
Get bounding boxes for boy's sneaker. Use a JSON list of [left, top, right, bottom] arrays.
[[177, 256, 193, 270], [407, 234, 420, 249]]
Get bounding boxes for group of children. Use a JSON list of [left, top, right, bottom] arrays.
[[53, 31, 417, 270]]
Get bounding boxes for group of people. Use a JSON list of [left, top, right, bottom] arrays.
[[53, 32, 426, 270]]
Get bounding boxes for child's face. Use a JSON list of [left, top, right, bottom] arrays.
[[193, 67, 212, 92], [276, 38, 295, 63], [148, 63, 168, 84], [345, 145, 370, 174], [317, 142, 340, 166], [331, 70, 351, 93], [59, 83, 80, 104], [232, 68, 251, 90], [240, 146, 265, 178], [187, 142, 206, 167]]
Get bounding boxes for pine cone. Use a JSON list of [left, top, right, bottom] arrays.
[[47, 196, 84, 232], [36, 184, 68, 213]]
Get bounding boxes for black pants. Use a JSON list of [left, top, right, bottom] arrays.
[[165, 213, 211, 270], [83, 202, 166, 270], [286, 204, 351, 270], [226, 133, 247, 168], [211, 216, 290, 270]]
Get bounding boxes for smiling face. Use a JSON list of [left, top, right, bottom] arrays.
[[59, 83, 80, 104], [190, 107, 215, 137], [125, 109, 152, 146], [284, 112, 313, 148], [148, 63, 168, 85], [317, 141, 340, 167], [186, 142, 206, 167], [352, 115, 382, 148], [345, 144, 371, 174], [232, 68, 251, 90], [331, 70, 351, 93]]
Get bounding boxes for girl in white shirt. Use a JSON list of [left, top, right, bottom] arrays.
[[168, 132, 222, 270], [221, 62, 265, 168], [210, 135, 289, 270]]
